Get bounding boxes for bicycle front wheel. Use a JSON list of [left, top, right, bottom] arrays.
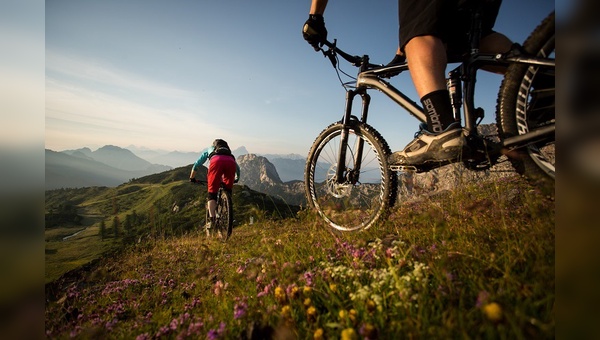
[[305, 121, 397, 231], [215, 189, 233, 241]]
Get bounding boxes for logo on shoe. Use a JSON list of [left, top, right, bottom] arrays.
[[408, 140, 427, 152], [423, 98, 443, 133]]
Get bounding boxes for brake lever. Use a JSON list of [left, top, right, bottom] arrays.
[[323, 49, 337, 68], [321, 39, 338, 68]]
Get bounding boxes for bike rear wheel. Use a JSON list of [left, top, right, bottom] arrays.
[[497, 11, 555, 196], [215, 189, 233, 241], [205, 189, 233, 241], [305, 121, 397, 231]]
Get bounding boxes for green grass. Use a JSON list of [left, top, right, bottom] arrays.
[[45, 175, 554, 338]]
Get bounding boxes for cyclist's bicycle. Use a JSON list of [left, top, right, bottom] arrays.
[[191, 180, 233, 241], [305, 7, 555, 231]]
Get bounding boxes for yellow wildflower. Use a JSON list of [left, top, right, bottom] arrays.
[[304, 298, 312, 308], [313, 328, 324, 340], [289, 286, 300, 299], [341, 327, 357, 340], [329, 283, 338, 292], [307, 306, 318, 321], [338, 309, 348, 320], [361, 323, 377, 338], [366, 299, 377, 313], [303, 286, 313, 295], [483, 302, 503, 322], [281, 305, 292, 319], [348, 309, 358, 323], [275, 286, 286, 304]]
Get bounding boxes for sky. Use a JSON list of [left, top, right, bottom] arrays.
[[42, 0, 555, 156]]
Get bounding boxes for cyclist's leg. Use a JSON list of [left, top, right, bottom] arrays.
[[220, 156, 237, 192], [206, 160, 221, 220], [479, 32, 513, 74], [390, 0, 463, 165], [400, 0, 454, 132]]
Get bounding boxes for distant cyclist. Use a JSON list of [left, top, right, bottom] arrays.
[[190, 139, 240, 228]]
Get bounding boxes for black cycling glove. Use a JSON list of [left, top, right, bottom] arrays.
[[189, 177, 197, 183], [303, 14, 327, 51]]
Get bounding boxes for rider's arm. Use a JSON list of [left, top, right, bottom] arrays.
[[189, 147, 212, 179], [309, 0, 328, 15]]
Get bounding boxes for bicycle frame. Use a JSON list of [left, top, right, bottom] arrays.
[[331, 21, 555, 184]]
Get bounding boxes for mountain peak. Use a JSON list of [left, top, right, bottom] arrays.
[[237, 154, 282, 186]]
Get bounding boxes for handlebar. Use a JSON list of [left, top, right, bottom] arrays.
[[189, 179, 238, 185], [320, 39, 381, 70], [190, 179, 207, 185]]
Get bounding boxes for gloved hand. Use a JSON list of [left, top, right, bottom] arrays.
[[189, 177, 197, 183], [234, 178, 239, 184], [302, 14, 327, 51]]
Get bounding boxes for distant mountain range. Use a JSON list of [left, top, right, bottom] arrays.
[[45, 145, 311, 192], [45, 148, 171, 190]]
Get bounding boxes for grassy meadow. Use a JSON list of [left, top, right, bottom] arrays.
[[45, 175, 554, 339]]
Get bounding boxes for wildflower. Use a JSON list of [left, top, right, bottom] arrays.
[[329, 283, 338, 292], [366, 299, 377, 313], [307, 306, 318, 321], [341, 327, 358, 340], [214, 281, 226, 296], [339, 309, 347, 320], [169, 318, 179, 330], [348, 309, 358, 324], [233, 300, 248, 320], [483, 302, 503, 322], [136, 333, 151, 340], [303, 286, 313, 295], [207, 328, 218, 340], [304, 272, 314, 286], [281, 305, 292, 319], [287, 284, 299, 299], [105, 318, 118, 331], [207, 322, 226, 340], [359, 323, 378, 339], [304, 298, 312, 308], [313, 328, 324, 340], [275, 286, 287, 304], [475, 291, 490, 308]]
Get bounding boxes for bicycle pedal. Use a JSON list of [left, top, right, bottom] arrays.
[[390, 165, 417, 173]]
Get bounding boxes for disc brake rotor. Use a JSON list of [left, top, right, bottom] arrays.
[[325, 164, 352, 198]]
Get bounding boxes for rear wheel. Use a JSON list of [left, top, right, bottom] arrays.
[[215, 189, 233, 241], [497, 12, 555, 195], [305, 121, 397, 231]]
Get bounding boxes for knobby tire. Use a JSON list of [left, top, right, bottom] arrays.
[[305, 121, 397, 231], [497, 11, 555, 196]]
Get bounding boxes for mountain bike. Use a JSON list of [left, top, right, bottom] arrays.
[[191, 180, 233, 241], [304, 8, 555, 231]]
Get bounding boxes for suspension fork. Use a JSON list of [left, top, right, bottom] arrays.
[[336, 88, 371, 184]]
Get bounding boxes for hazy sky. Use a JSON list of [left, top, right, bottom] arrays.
[[44, 0, 555, 155]]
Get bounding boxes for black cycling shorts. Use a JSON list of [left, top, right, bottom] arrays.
[[399, 0, 502, 57]]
